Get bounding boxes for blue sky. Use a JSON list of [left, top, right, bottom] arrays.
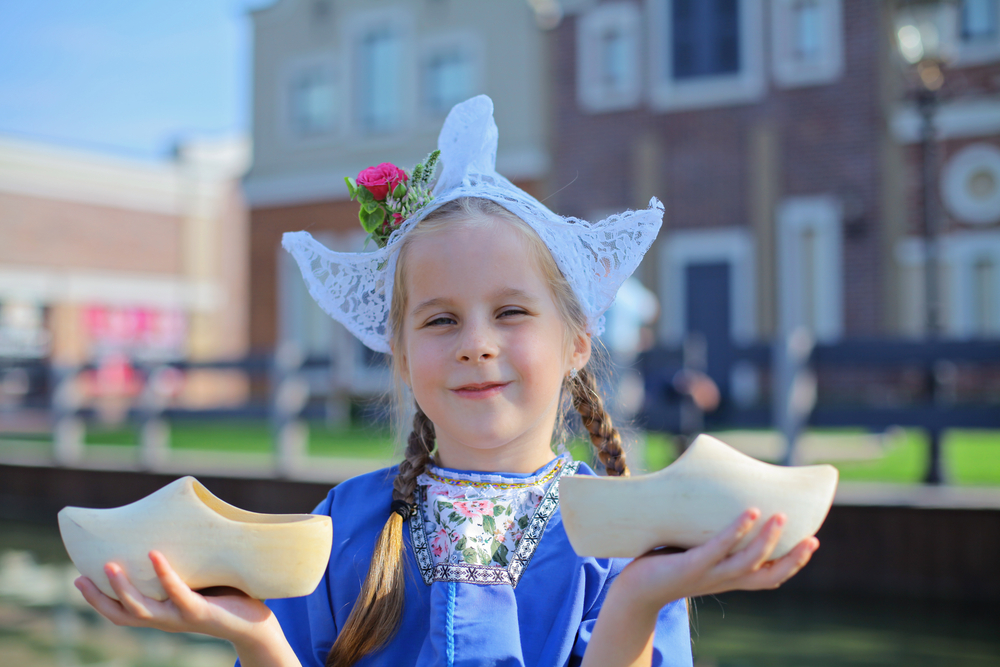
[[0, 0, 262, 160]]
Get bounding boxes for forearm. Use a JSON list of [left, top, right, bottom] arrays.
[[580, 580, 662, 667], [231, 615, 303, 667]]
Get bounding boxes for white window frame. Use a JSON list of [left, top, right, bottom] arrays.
[[896, 231, 1000, 338], [776, 195, 844, 342], [647, 0, 765, 112], [658, 227, 756, 344], [577, 2, 643, 113], [770, 0, 844, 88], [419, 31, 484, 120], [955, 0, 1000, 66], [278, 52, 342, 146], [342, 8, 416, 137]]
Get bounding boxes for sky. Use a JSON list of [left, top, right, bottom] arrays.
[[0, 0, 263, 160]]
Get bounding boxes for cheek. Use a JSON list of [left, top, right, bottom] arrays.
[[511, 330, 567, 394]]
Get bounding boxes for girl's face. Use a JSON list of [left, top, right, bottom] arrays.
[[396, 218, 590, 473]]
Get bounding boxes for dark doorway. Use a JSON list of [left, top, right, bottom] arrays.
[[685, 262, 732, 394]]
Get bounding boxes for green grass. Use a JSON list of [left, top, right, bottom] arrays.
[[82, 420, 397, 458], [817, 429, 1000, 486], [6, 420, 1000, 485]]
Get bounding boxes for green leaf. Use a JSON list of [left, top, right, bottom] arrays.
[[505, 505, 513, 516], [462, 548, 477, 563], [456, 537, 466, 551], [482, 515, 496, 534], [363, 201, 379, 213], [357, 186, 374, 203], [392, 182, 407, 199], [518, 516, 530, 530], [493, 505, 504, 516], [478, 548, 490, 563], [449, 511, 464, 524], [492, 543, 509, 565], [344, 176, 357, 199]]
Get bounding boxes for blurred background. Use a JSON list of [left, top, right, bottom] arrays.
[[1, 0, 999, 665]]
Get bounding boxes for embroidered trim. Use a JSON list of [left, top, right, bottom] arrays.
[[409, 460, 581, 587], [423, 456, 565, 491]]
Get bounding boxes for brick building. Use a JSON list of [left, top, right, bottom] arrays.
[[550, 0, 1000, 400], [0, 135, 250, 412]]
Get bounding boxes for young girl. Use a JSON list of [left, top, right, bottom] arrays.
[[75, 96, 818, 667]]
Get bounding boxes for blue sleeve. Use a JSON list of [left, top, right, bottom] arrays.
[[570, 560, 693, 667], [235, 489, 338, 667]]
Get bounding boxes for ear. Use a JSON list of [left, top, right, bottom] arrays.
[[569, 332, 592, 373]]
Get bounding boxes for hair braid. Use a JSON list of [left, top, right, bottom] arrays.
[[394, 405, 436, 504], [571, 367, 629, 477], [325, 405, 435, 667]]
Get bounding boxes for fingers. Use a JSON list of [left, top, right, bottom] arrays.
[[738, 536, 819, 591], [74, 575, 138, 627], [716, 513, 786, 578], [149, 550, 205, 622], [697, 508, 761, 564], [104, 562, 158, 621]]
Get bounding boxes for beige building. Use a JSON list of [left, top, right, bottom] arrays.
[[0, 134, 251, 408], [243, 0, 552, 377]]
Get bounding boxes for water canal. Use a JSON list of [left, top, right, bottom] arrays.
[[2, 518, 998, 666]]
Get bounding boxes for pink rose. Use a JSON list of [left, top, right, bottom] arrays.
[[452, 500, 494, 518], [431, 529, 450, 558], [356, 162, 408, 201]]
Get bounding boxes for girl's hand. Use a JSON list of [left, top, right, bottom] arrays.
[[620, 508, 819, 612], [74, 551, 299, 666], [581, 510, 819, 667]]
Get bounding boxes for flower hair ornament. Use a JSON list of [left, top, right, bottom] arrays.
[[282, 95, 664, 354]]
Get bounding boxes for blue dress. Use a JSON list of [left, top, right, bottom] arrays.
[[236, 457, 692, 667]]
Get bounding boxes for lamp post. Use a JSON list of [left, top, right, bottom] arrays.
[[894, 0, 958, 337], [893, 0, 958, 484]]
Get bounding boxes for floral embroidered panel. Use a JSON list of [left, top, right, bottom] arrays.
[[415, 455, 570, 569]]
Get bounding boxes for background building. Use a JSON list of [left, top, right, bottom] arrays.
[[552, 0, 1000, 403], [0, 134, 250, 414]]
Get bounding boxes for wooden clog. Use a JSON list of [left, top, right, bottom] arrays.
[[58, 476, 332, 601], [560, 434, 838, 559]]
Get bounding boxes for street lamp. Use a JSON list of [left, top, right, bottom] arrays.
[[893, 1, 958, 485], [893, 0, 958, 337]]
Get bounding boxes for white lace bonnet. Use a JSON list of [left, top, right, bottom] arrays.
[[282, 95, 663, 354]]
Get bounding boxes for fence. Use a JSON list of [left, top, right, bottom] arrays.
[[639, 330, 1000, 484]]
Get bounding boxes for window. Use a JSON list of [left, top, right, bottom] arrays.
[[793, 0, 822, 60], [962, 0, 999, 43], [359, 28, 401, 133], [648, 0, 764, 111], [895, 231, 1000, 338], [973, 256, 997, 335], [577, 3, 641, 112], [671, 0, 740, 79], [289, 66, 337, 137], [956, 0, 1000, 64], [771, 0, 844, 88], [777, 196, 843, 342], [425, 48, 474, 114]]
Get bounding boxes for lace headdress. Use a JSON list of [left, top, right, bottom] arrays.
[[282, 95, 663, 354]]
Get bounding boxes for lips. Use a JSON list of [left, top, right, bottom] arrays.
[[451, 381, 510, 398]]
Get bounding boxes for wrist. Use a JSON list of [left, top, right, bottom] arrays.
[[608, 568, 666, 623], [231, 614, 297, 666]]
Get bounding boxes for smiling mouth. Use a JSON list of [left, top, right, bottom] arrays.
[[452, 382, 510, 398]]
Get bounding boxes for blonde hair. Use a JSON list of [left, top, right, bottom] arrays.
[[325, 197, 628, 667]]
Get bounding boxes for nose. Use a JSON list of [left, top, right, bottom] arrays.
[[456, 319, 498, 363]]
